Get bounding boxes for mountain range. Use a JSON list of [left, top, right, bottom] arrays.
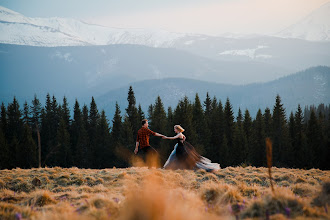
[[1, 3, 330, 48], [97, 66, 330, 118], [0, 43, 291, 101], [0, 4, 329, 119], [1, 5, 329, 75]]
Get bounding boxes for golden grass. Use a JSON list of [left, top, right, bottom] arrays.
[[0, 166, 328, 220]]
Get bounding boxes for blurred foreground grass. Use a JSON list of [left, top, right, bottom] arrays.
[[0, 166, 329, 219]]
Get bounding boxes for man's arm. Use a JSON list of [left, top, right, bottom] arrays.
[[154, 133, 165, 137], [147, 128, 164, 137], [134, 142, 139, 154], [162, 134, 180, 140]]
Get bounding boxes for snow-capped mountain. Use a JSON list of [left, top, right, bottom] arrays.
[[1, 4, 330, 48], [276, 2, 330, 41], [1, 5, 329, 79], [0, 6, 190, 47]]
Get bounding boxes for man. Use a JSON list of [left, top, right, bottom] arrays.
[[134, 119, 164, 166]]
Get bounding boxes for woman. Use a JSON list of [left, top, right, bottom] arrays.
[[162, 125, 220, 171]]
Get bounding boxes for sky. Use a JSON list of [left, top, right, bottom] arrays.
[[0, 0, 329, 35]]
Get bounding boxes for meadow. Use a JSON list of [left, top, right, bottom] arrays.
[[0, 164, 329, 220]]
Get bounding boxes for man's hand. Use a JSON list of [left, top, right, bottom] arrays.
[[162, 136, 168, 139], [134, 148, 138, 154]]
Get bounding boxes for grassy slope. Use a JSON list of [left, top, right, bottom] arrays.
[[0, 166, 329, 220]]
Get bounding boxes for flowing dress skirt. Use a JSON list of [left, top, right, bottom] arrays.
[[163, 142, 220, 171]]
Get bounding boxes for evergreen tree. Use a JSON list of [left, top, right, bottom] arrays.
[[51, 95, 60, 132], [209, 97, 219, 155], [119, 115, 134, 167], [272, 95, 291, 167], [307, 110, 322, 168], [72, 102, 90, 168], [174, 96, 197, 148], [111, 102, 122, 144], [30, 95, 42, 128], [223, 97, 235, 165], [0, 102, 7, 133], [167, 107, 174, 140], [60, 96, 71, 129], [148, 104, 153, 120], [82, 104, 89, 130], [75, 103, 91, 167], [89, 97, 100, 168], [0, 112, 9, 169], [40, 93, 51, 164], [232, 108, 246, 165], [192, 93, 210, 157], [23, 101, 30, 126], [251, 109, 266, 166], [9, 136, 19, 168], [264, 107, 272, 138], [42, 95, 60, 166], [71, 99, 82, 164], [204, 92, 212, 117], [243, 109, 253, 163], [150, 96, 167, 137], [126, 86, 139, 138], [325, 112, 330, 170], [208, 97, 222, 161], [21, 103, 37, 168], [288, 112, 295, 166], [7, 97, 23, 167], [110, 103, 123, 167], [317, 111, 328, 170], [30, 95, 42, 166], [149, 96, 168, 163], [18, 123, 37, 168], [56, 118, 72, 167], [137, 104, 145, 122], [96, 110, 111, 168], [167, 106, 174, 127], [294, 104, 308, 168], [7, 97, 23, 141], [204, 92, 212, 138]]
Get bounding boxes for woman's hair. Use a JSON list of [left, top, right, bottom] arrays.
[[174, 125, 185, 133]]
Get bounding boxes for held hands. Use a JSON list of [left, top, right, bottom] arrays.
[[162, 136, 168, 139]]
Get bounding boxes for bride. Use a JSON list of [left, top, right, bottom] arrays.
[[162, 125, 220, 171]]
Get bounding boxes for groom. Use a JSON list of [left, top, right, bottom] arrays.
[[134, 119, 165, 166]]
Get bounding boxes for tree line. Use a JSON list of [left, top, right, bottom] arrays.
[[0, 86, 329, 170]]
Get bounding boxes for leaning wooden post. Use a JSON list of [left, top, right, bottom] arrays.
[[266, 137, 274, 194]]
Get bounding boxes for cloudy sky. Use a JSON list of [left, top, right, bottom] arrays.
[[1, 0, 329, 35]]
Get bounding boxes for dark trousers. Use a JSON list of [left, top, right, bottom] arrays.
[[138, 146, 159, 167]]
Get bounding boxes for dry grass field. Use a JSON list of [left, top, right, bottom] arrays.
[[0, 165, 329, 220]]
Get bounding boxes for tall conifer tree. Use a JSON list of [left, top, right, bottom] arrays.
[[251, 109, 266, 166], [223, 97, 234, 165], [126, 86, 139, 138], [272, 95, 290, 166]]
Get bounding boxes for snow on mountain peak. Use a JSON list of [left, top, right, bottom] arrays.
[[0, 6, 190, 47], [1, 3, 329, 47], [0, 5, 31, 23], [276, 2, 330, 41]]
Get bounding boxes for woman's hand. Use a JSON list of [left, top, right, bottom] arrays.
[[162, 136, 168, 139]]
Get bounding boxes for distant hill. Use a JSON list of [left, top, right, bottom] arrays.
[[0, 43, 290, 103], [97, 66, 330, 118], [0, 45, 329, 119]]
